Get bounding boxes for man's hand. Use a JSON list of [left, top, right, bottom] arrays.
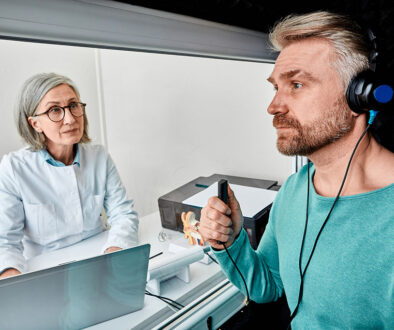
[[104, 246, 122, 254], [0, 268, 21, 279], [199, 185, 243, 249]]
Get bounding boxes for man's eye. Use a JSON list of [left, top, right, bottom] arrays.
[[293, 82, 303, 89]]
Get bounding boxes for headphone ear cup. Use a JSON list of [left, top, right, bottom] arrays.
[[346, 70, 375, 114], [346, 76, 364, 114]]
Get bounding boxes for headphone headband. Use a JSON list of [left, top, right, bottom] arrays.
[[366, 28, 378, 72]]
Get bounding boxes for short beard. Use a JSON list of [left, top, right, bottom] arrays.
[[273, 97, 354, 156]]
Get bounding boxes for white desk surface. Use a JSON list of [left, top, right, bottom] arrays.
[[27, 211, 229, 330]]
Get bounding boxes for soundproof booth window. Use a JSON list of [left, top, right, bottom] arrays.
[[0, 38, 292, 220]]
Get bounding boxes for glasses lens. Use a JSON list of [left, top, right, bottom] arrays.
[[70, 103, 84, 117], [48, 107, 64, 122]]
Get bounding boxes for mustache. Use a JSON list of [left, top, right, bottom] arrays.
[[273, 114, 301, 129]]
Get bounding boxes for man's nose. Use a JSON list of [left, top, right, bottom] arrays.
[[63, 108, 76, 124], [267, 91, 288, 116]]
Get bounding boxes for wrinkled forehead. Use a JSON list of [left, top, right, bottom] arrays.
[[269, 38, 335, 83]]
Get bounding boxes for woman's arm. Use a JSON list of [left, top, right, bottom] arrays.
[[0, 155, 26, 276], [101, 152, 139, 253]]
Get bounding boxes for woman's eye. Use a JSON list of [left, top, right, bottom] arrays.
[[69, 102, 78, 109], [50, 107, 62, 113]]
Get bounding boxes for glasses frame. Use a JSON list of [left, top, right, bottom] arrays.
[[34, 102, 86, 122]]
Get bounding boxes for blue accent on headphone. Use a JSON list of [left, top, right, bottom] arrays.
[[374, 85, 393, 103], [368, 110, 379, 124]]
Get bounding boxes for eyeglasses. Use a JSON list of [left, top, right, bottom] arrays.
[[34, 102, 86, 122]]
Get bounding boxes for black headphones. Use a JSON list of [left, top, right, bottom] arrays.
[[346, 29, 393, 114]]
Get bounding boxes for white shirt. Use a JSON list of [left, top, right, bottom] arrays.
[[0, 144, 139, 273]]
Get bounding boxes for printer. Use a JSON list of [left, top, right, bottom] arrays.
[[158, 174, 280, 249]]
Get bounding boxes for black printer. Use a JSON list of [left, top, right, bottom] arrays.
[[158, 173, 279, 249]]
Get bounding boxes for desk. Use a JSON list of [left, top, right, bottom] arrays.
[[27, 212, 245, 329]]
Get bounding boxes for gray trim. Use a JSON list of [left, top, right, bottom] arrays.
[[0, 0, 278, 62]]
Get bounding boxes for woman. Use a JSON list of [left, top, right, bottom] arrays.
[[0, 73, 139, 279]]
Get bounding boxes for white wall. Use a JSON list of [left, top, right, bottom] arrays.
[[99, 50, 292, 216], [0, 39, 292, 217]]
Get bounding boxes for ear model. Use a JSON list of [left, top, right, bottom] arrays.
[[346, 29, 393, 114]]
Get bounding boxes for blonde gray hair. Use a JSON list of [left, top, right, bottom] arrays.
[[15, 72, 91, 150], [269, 11, 370, 90]]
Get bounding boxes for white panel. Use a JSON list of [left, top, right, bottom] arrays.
[[0, 0, 277, 62], [99, 50, 292, 217], [0, 39, 102, 157]]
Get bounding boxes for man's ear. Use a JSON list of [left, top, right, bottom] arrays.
[[345, 103, 361, 118], [28, 116, 43, 133], [350, 109, 362, 118]]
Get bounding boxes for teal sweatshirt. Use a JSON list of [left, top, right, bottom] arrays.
[[213, 164, 394, 329]]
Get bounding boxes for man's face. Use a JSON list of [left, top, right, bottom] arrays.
[[267, 38, 354, 156]]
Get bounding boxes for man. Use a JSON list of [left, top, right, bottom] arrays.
[[199, 11, 394, 328]]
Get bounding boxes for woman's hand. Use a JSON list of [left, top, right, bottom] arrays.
[[104, 246, 122, 254], [0, 268, 21, 279]]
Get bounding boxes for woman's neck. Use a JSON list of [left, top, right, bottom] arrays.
[[46, 143, 75, 166]]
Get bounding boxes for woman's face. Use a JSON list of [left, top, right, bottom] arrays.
[[29, 84, 84, 150]]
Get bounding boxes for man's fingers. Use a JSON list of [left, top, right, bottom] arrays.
[[202, 204, 232, 227], [200, 189, 242, 250], [202, 227, 231, 243], [204, 220, 233, 236], [206, 208, 232, 227], [208, 196, 231, 215], [199, 219, 233, 242]]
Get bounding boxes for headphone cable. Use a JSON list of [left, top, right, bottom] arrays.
[[288, 120, 373, 327], [145, 290, 185, 310], [221, 242, 250, 305]]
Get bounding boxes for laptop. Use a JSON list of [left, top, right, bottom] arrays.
[[0, 243, 150, 330]]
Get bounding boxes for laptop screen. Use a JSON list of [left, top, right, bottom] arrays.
[[0, 243, 150, 330]]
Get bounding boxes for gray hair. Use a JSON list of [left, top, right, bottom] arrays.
[[15, 72, 91, 150], [269, 11, 370, 91]]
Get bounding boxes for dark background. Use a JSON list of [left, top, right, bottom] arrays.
[[111, 0, 394, 71]]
